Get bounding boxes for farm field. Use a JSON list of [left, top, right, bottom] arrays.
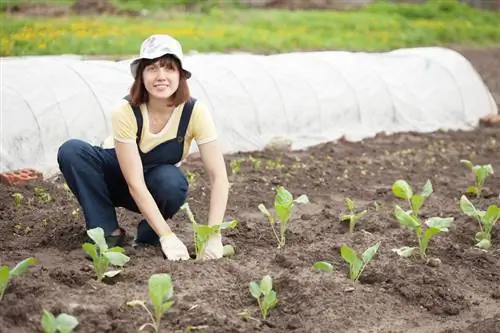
[[1, 12, 500, 333]]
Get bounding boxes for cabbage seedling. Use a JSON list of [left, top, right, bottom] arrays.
[[391, 180, 454, 260], [461, 159, 494, 198], [127, 273, 174, 332], [258, 186, 309, 248], [41, 309, 78, 333], [249, 275, 278, 320], [340, 241, 380, 282], [82, 227, 130, 281], [180, 203, 238, 259], [460, 195, 500, 249], [12, 192, 23, 209], [340, 198, 367, 233], [0, 256, 37, 301]]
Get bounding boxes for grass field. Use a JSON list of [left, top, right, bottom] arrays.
[[1, 1, 500, 56]]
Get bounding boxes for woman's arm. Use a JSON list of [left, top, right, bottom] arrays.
[[114, 140, 172, 237], [198, 140, 229, 226]]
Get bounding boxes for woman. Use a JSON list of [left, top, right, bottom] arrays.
[[57, 34, 229, 261]]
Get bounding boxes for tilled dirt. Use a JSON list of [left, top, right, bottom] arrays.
[[1, 123, 500, 333]]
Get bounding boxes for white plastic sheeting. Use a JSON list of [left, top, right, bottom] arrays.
[[1, 47, 497, 176]]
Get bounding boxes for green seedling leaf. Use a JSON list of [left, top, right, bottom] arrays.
[[249, 281, 261, 299], [219, 219, 238, 229], [41, 309, 57, 333], [313, 261, 334, 273], [56, 313, 79, 333], [392, 180, 413, 199], [460, 195, 477, 217], [103, 270, 122, 278], [275, 186, 294, 224], [362, 241, 381, 263], [258, 204, 274, 225], [340, 244, 363, 281], [223, 244, 235, 257], [82, 243, 98, 262], [87, 228, 108, 252], [294, 194, 310, 204], [261, 290, 278, 319], [476, 238, 491, 249], [260, 275, 273, 295], [346, 198, 354, 211], [425, 217, 454, 230], [475, 231, 490, 242], [10, 257, 37, 276], [421, 180, 433, 197], [394, 205, 420, 229], [392, 246, 416, 258], [127, 300, 146, 307], [460, 159, 474, 170], [411, 195, 424, 215], [483, 205, 500, 227], [103, 252, 130, 267], [466, 186, 479, 195], [0, 266, 10, 297], [149, 274, 174, 312]]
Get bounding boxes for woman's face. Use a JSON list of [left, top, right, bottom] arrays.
[[142, 57, 180, 101]]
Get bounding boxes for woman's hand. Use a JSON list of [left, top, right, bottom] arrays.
[[160, 233, 190, 261]]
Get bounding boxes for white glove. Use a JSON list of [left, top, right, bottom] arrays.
[[200, 232, 223, 260], [160, 233, 190, 261]]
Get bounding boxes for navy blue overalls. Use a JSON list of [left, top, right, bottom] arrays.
[[57, 97, 196, 245]]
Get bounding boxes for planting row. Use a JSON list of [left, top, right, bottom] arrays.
[[1, 159, 497, 331]]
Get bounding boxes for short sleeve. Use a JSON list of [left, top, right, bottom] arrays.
[[111, 101, 137, 143], [190, 101, 218, 145]]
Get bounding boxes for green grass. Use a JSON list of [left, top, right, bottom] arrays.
[[1, 0, 500, 57]]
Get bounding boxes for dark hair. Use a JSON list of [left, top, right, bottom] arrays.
[[129, 54, 190, 107]]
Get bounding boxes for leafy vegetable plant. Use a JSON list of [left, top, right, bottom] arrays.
[[82, 227, 130, 281], [41, 310, 79, 333], [249, 275, 278, 320], [258, 186, 309, 248], [0, 257, 37, 301], [340, 198, 367, 233], [180, 203, 238, 259], [127, 273, 174, 332], [391, 180, 454, 260], [460, 195, 500, 249], [461, 159, 494, 198], [12, 192, 23, 209], [341, 241, 380, 282]]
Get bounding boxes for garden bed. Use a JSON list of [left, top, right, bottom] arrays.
[[1, 124, 499, 333]]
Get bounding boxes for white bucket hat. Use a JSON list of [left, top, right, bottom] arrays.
[[129, 34, 191, 79]]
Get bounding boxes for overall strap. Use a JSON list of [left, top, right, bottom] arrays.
[[176, 97, 196, 144], [123, 95, 143, 145]]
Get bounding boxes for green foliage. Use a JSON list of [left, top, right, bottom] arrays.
[[180, 203, 238, 259], [340, 198, 367, 233], [41, 310, 79, 333], [460, 159, 494, 198], [258, 186, 309, 248], [460, 195, 500, 249], [249, 275, 278, 320], [391, 180, 454, 260], [312, 261, 334, 274], [12, 192, 23, 209], [82, 227, 130, 281], [340, 241, 380, 282], [127, 273, 174, 332], [0, 257, 37, 301]]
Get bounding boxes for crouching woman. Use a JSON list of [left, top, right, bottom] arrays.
[[57, 34, 229, 261]]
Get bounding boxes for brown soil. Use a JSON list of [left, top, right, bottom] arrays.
[[1, 49, 500, 333]]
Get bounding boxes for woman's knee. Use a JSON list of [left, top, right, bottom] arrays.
[[146, 165, 188, 202], [57, 139, 91, 167]]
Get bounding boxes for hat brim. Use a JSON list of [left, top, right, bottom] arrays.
[[129, 56, 191, 79]]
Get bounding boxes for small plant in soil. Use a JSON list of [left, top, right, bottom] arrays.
[[230, 158, 244, 175], [34, 187, 53, 203], [0, 256, 37, 301], [82, 227, 130, 282], [460, 159, 494, 198], [391, 180, 454, 261], [249, 275, 278, 320], [340, 241, 380, 282], [180, 203, 238, 259], [127, 273, 174, 332], [12, 192, 23, 209], [340, 197, 367, 233], [41, 309, 78, 333], [248, 155, 261, 170], [258, 186, 309, 249], [460, 195, 500, 249]]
